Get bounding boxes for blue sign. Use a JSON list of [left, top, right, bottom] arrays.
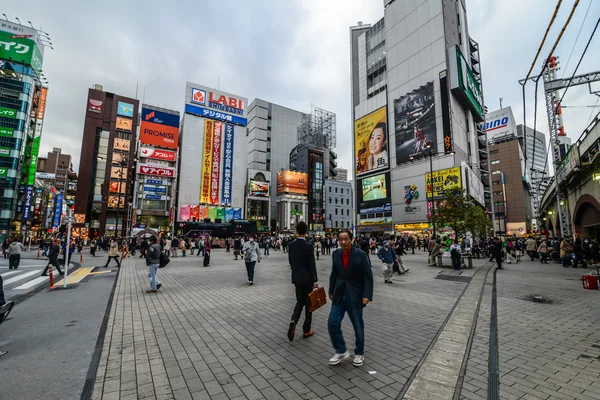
[[117, 101, 134, 117], [22, 185, 34, 221], [144, 185, 167, 194], [359, 204, 392, 214], [225, 208, 234, 222], [221, 124, 234, 205], [233, 208, 242, 220], [184, 104, 247, 127], [141, 108, 180, 128], [144, 194, 163, 200], [146, 179, 165, 185], [53, 193, 63, 227]]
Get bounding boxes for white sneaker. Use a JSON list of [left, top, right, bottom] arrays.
[[328, 351, 350, 365], [353, 355, 364, 367]]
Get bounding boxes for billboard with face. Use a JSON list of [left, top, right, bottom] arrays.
[[354, 106, 389, 177], [394, 81, 437, 164]]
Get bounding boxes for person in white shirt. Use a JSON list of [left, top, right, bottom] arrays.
[[450, 240, 462, 270]]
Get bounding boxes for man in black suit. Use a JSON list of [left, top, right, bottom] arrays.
[[328, 229, 373, 367], [287, 221, 318, 342]]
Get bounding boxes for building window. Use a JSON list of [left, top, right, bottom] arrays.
[[335, 209, 338, 215], [346, 199, 349, 205], [493, 180, 501, 185], [329, 214, 332, 220], [335, 198, 338, 204], [335, 220, 338, 228], [491, 160, 500, 165], [328, 186, 331, 192], [347, 189, 349, 194], [329, 197, 332, 204], [346, 209, 349, 216], [490, 149, 499, 155], [347, 221, 350, 227], [335, 187, 338, 193]]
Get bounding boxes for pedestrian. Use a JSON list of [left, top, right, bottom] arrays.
[[225, 238, 231, 253], [180, 238, 187, 257], [164, 237, 172, 255], [145, 236, 162, 293], [197, 237, 205, 257], [41, 239, 64, 276], [7, 238, 25, 270], [573, 238, 588, 269], [203, 237, 211, 266], [327, 229, 373, 367], [583, 238, 593, 266], [538, 240, 549, 264], [282, 237, 288, 253], [315, 239, 322, 260], [129, 237, 136, 256], [170, 237, 178, 257], [525, 237, 537, 261], [103, 240, 121, 268], [242, 235, 261, 284], [121, 238, 129, 259], [287, 222, 318, 341], [234, 237, 242, 260], [264, 238, 270, 257], [450, 239, 462, 270], [491, 237, 504, 270], [189, 237, 195, 255], [2, 238, 9, 259], [560, 238, 573, 267], [429, 238, 441, 266], [377, 241, 401, 283], [90, 239, 97, 257]]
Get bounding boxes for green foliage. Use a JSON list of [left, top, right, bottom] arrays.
[[430, 187, 490, 238]]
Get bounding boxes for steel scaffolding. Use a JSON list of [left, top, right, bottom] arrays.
[[297, 105, 337, 149]]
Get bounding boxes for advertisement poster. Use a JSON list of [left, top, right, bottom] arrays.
[[276, 171, 308, 195], [354, 106, 389, 177], [190, 205, 199, 220], [142, 108, 180, 127], [110, 167, 125, 179], [180, 205, 190, 221], [116, 117, 132, 132], [108, 196, 124, 209], [109, 181, 126, 193], [53, 193, 62, 227], [249, 181, 269, 197], [112, 152, 127, 165], [139, 146, 176, 161], [226, 208, 234, 222], [221, 123, 234, 205], [22, 185, 34, 221], [394, 81, 437, 164], [465, 166, 485, 206], [114, 138, 130, 151], [208, 206, 217, 220], [140, 121, 178, 149], [358, 172, 392, 214], [210, 122, 222, 205], [200, 205, 208, 220], [425, 167, 462, 199], [138, 165, 175, 177], [200, 120, 214, 203], [217, 207, 225, 221], [117, 101, 134, 117], [233, 208, 242, 220]]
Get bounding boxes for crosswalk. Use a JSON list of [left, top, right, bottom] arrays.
[[1, 266, 63, 294]]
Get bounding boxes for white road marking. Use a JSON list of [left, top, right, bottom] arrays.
[[3, 270, 42, 286], [0, 271, 20, 278]]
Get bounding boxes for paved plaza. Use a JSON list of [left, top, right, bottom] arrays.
[[89, 248, 600, 400]]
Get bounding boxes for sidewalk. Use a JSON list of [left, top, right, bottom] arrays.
[[91, 250, 473, 400]]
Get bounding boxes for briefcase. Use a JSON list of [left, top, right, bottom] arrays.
[[308, 287, 327, 312]]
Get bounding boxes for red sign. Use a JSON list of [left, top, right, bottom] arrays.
[[138, 165, 175, 177], [88, 99, 103, 114], [190, 205, 200, 220], [209, 92, 243, 110], [38, 87, 48, 120], [140, 121, 179, 150], [140, 147, 176, 161], [210, 122, 222, 204]]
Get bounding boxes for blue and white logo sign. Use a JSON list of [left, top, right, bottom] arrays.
[[117, 101, 134, 117], [185, 104, 247, 127], [144, 194, 166, 200], [143, 185, 167, 194], [146, 178, 165, 185]]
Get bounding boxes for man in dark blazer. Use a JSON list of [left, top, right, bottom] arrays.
[[287, 221, 318, 342], [328, 229, 373, 367]]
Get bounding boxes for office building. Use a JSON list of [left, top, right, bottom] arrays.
[[350, 0, 490, 234], [0, 21, 49, 238], [74, 85, 139, 238], [246, 99, 304, 231], [36, 148, 76, 196], [333, 168, 348, 182], [177, 82, 247, 225], [325, 179, 353, 232]]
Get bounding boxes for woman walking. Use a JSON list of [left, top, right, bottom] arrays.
[[538, 240, 549, 264], [242, 235, 261, 285], [103, 240, 121, 268]]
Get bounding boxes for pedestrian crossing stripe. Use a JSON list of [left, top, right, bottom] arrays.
[[3, 270, 42, 286], [54, 267, 94, 286]]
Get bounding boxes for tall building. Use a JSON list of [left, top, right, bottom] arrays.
[[74, 85, 139, 238], [0, 21, 49, 239], [246, 99, 304, 231], [333, 168, 348, 182], [177, 83, 247, 227], [350, 0, 490, 235], [36, 148, 75, 195], [325, 179, 353, 232], [133, 105, 180, 234], [517, 124, 548, 175]]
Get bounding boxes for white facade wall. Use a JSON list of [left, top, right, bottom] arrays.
[[325, 180, 353, 230]]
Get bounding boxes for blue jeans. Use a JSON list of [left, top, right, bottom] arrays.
[[148, 263, 160, 290], [328, 291, 365, 355]]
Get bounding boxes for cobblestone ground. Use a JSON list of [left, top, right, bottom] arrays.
[[460, 258, 600, 400], [91, 248, 468, 400]]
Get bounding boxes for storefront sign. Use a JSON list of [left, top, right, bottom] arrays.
[[53, 193, 62, 227], [139, 146, 176, 161], [22, 185, 33, 221], [143, 185, 167, 194], [0, 106, 17, 118], [0, 147, 10, 156], [0, 30, 43, 74], [0, 127, 13, 137], [138, 165, 175, 177], [117, 101, 134, 117], [185, 104, 248, 127], [88, 99, 103, 114], [395, 222, 430, 231], [448, 45, 484, 121], [425, 167, 462, 199], [221, 124, 234, 205], [144, 194, 166, 201], [116, 116, 132, 132], [200, 120, 214, 203], [37, 87, 47, 120]]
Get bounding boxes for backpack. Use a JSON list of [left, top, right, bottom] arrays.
[[159, 251, 170, 268]]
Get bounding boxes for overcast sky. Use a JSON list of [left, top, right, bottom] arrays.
[[3, 0, 599, 175]]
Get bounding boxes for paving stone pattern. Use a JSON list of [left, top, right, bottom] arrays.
[[91, 249, 468, 400], [460, 259, 600, 400]]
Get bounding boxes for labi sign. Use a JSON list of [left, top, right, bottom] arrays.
[[0, 107, 16, 118]]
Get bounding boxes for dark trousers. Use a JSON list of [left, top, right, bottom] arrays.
[[291, 283, 313, 333], [451, 251, 461, 270], [104, 256, 121, 268], [326, 246, 331, 255], [8, 254, 20, 269], [575, 253, 587, 268], [42, 258, 63, 275], [494, 255, 503, 269], [0, 274, 5, 305], [540, 252, 548, 263], [328, 291, 365, 355], [245, 261, 256, 281], [203, 252, 210, 266]]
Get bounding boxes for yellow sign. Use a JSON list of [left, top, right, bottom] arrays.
[[200, 120, 214, 204], [425, 167, 462, 199], [354, 106, 389, 177], [395, 222, 430, 231]]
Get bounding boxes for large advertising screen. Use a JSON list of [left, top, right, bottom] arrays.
[[116, 117, 132, 132], [249, 181, 269, 197], [425, 167, 462, 199], [140, 121, 179, 149], [277, 171, 308, 195], [355, 106, 389, 177], [117, 101, 134, 117], [358, 172, 392, 214], [114, 138, 130, 151], [394, 81, 437, 164]]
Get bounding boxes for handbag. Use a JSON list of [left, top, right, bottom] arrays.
[[308, 287, 327, 312], [159, 252, 170, 268]]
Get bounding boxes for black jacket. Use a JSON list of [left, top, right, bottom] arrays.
[[491, 242, 503, 258], [288, 238, 318, 284], [48, 243, 60, 260], [329, 247, 373, 309]]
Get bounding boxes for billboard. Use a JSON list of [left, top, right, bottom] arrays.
[[233, 208, 242, 219], [394, 81, 437, 164], [209, 122, 222, 205], [208, 206, 217, 220], [226, 208, 234, 221], [358, 172, 392, 214], [190, 205, 199, 220], [53, 193, 62, 227], [107, 196, 125, 209], [114, 138, 130, 151], [116, 117, 132, 132], [117, 101, 134, 117], [109, 181, 126, 194], [112, 152, 127, 165], [249, 181, 269, 197], [0, 30, 43, 74], [480, 107, 517, 142], [448, 45, 484, 121], [180, 205, 190, 221], [88, 98, 103, 114], [36, 172, 55, 179], [185, 82, 248, 126], [22, 185, 34, 221], [277, 171, 308, 195], [110, 167, 126, 179], [139, 146, 176, 161], [141, 108, 180, 128], [465, 165, 485, 207], [140, 121, 179, 149], [138, 165, 175, 177], [37, 87, 48, 120], [0, 127, 14, 137], [355, 106, 389, 177], [0, 107, 16, 118], [425, 167, 462, 199], [200, 120, 214, 203], [221, 124, 234, 205]]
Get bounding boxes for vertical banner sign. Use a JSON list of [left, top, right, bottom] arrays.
[[53, 193, 63, 227], [210, 122, 222, 205], [200, 205, 208, 220], [180, 205, 190, 221], [190, 205, 200, 221], [221, 124, 234, 205], [217, 207, 225, 221], [27, 137, 40, 185], [22, 185, 34, 221], [200, 121, 214, 204], [225, 208, 234, 222], [208, 206, 217, 220]]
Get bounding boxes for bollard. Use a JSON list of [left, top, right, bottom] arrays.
[[48, 264, 55, 289], [37, 248, 40, 258], [467, 256, 473, 269], [80, 253, 83, 263]]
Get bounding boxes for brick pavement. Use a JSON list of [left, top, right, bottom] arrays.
[[90, 248, 471, 400], [460, 259, 600, 400]]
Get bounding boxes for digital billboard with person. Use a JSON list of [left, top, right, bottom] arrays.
[[354, 107, 389, 177]]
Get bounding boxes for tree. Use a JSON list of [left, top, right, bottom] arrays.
[[430, 187, 490, 238]]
